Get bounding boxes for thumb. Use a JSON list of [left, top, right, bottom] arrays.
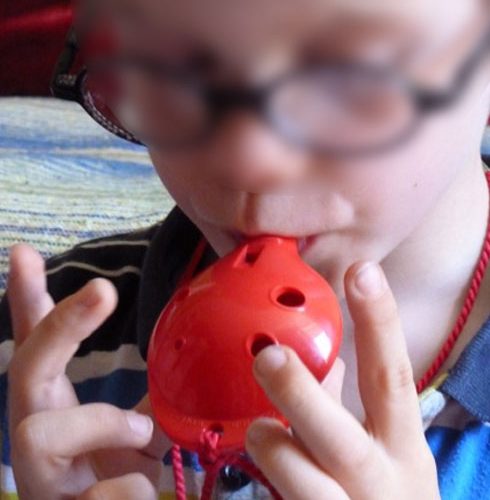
[[321, 357, 345, 404], [134, 395, 173, 459]]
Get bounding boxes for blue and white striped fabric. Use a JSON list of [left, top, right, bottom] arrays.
[[483, 127, 490, 158], [0, 97, 174, 296]]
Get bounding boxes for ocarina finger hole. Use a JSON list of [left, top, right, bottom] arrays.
[[174, 338, 186, 351], [208, 423, 224, 436], [248, 333, 278, 357], [234, 243, 265, 267], [245, 244, 264, 265], [275, 287, 306, 308]]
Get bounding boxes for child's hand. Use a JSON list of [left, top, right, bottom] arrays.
[[7, 245, 170, 500], [246, 262, 440, 500]]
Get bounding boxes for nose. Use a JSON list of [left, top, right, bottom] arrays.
[[206, 112, 307, 193]]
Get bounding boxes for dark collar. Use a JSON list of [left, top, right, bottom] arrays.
[[136, 206, 217, 360], [441, 315, 490, 422]]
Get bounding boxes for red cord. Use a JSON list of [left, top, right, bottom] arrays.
[[172, 445, 187, 500], [198, 431, 222, 500], [416, 171, 490, 393], [170, 238, 208, 500], [178, 237, 208, 287], [231, 456, 283, 500], [197, 430, 282, 500]]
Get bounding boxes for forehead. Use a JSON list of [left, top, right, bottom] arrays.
[[104, 0, 477, 67]]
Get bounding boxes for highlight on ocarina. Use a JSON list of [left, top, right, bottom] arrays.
[[147, 236, 343, 453]]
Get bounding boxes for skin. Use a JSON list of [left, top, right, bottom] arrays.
[[6, 0, 490, 498]]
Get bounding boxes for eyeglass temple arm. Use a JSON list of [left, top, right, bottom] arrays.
[[452, 24, 490, 95], [416, 25, 490, 112], [50, 26, 82, 102]]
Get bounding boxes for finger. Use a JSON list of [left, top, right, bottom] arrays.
[[10, 278, 117, 384], [88, 396, 168, 487], [8, 244, 54, 346], [345, 262, 423, 449], [133, 395, 172, 459], [246, 418, 349, 500], [293, 358, 344, 452], [253, 345, 372, 485], [13, 404, 153, 462], [320, 357, 345, 404], [77, 473, 158, 500], [8, 279, 118, 425]]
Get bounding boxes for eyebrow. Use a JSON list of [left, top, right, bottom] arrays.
[[302, 18, 420, 67], [110, 3, 431, 79]]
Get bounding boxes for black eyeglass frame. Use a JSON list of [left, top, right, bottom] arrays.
[[51, 25, 490, 155]]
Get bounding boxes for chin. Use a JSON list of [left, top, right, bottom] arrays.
[[200, 228, 240, 257], [300, 237, 369, 299], [301, 252, 347, 298]]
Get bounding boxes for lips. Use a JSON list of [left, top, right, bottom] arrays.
[[297, 237, 309, 253], [228, 231, 318, 254], [298, 235, 318, 253]]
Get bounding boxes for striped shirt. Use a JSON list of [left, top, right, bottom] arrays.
[[0, 206, 489, 499]]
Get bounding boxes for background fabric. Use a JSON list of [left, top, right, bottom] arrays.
[[0, 97, 174, 296]]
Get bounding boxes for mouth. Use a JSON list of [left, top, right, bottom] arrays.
[[227, 231, 318, 254], [297, 235, 318, 253]]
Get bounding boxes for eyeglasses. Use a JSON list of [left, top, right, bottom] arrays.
[[51, 25, 490, 156]]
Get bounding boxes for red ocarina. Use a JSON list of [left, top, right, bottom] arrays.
[[147, 236, 342, 454]]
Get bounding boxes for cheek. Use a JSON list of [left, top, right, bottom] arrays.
[[327, 133, 459, 266], [346, 92, 479, 237], [351, 169, 438, 236], [368, 188, 436, 259], [149, 151, 198, 209]]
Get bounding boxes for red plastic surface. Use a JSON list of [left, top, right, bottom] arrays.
[[147, 236, 342, 453]]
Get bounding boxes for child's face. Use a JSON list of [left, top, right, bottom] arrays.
[[111, 0, 489, 291]]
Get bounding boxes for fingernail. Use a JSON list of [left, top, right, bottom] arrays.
[[255, 345, 287, 376], [354, 263, 385, 297], [127, 412, 153, 437], [77, 280, 102, 308]]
